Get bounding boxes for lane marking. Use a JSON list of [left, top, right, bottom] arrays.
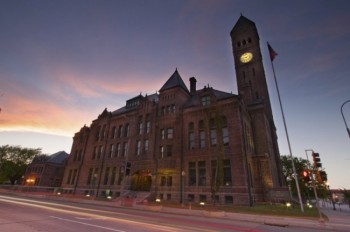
[[50, 216, 125, 232]]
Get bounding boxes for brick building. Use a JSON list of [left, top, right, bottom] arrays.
[[61, 15, 287, 205], [23, 151, 68, 187]]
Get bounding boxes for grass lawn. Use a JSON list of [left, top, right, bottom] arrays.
[[149, 201, 322, 219]]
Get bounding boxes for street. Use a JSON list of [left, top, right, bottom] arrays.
[[0, 194, 346, 232]]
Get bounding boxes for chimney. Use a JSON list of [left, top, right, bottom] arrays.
[[189, 77, 197, 94]]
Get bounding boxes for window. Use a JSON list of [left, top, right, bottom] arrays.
[[96, 125, 101, 141], [189, 162, 196, 186], [101, 124, 106, 140], [189, 122, 195, 149], [97, 146, 103, 159], [66, 170, 72, 184], [109, 144, 115, 158], [125, 124, 129, 137], [160, 146, 164, 158], [123, 142, 128, 157], [116, 143, 121, 157], [145, 114, 150, 134], [199, 120, 205, 149], [223, 159, 232, 186], [160, 176, 173, 186], [198, 161, 206, 186], [87, 168, 93, 185], [166, 145, 172, 157], [103, 167, 110, 185], [93, 168, 99, 185], [92, 146, 98, 160], [161, 176, 166, 186], [167, 128, 173, 139], [118, 125, 122, 138], [161, 129, 165, 140], [222, 117, 229, 145], [172, 104, 176, 113], [111, 126, 117, 139], [136, 140, 141, 156], [225, 196, 233, 204], [201, 96, 210, 106], [144, 139, 149, 153], [138, 116, 143, 135], [189, 132, 195, 149], [167, 176, 172, 186], [210, 119, 217, 146], [110, 167, 117, 185]]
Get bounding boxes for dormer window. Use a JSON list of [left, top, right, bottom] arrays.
[[201, 96, 211, 106]]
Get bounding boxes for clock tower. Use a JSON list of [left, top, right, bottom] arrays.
[[230, 15, 284, 200]]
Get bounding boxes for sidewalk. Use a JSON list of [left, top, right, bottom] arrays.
[[319, 204, 350, 231]]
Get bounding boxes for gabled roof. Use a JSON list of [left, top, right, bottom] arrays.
[[111, 93, 159, 116], [183, 87, 238, 108], [47, 151, 69, 164], [159, 69, 189, 93]]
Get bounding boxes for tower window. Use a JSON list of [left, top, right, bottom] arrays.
[[237, 41, 241, 47], [248, 37, 252, 43], [243, 40, 246, 45]]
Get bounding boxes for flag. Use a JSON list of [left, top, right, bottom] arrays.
[[267, 42, 278, 61]]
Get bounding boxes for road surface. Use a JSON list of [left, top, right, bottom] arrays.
[[0, 194, 343, 232]]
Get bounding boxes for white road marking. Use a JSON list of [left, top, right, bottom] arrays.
[[50, 216, 126, 232]]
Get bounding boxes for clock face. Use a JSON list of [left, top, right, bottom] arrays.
[[240, 52, 253, 63]]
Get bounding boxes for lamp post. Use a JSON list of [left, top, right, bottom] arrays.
[[181, 170, 185, 206], [326, 182, 336, 211], [341, 99, 350, 138]]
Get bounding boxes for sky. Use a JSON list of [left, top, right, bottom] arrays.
[[0, 0, 349, 190]]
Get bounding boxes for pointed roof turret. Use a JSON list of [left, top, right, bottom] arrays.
[[159, 69, 189, 93], [230, 15, 258, 39]]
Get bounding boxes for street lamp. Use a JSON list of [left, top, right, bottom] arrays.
[[341, 99, 350, 138], [326, 182, 336, 211], [181, 170, 185, 206]]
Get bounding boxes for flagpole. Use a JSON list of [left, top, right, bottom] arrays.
[[267, 42, 304, 213]]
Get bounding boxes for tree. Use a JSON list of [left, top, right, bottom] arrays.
[[341, 189, 350, 208], [281, 155, 328, 200], [0, 145, 41, 185], [281, 155, 309, 199], [207, 106, 225, 206]]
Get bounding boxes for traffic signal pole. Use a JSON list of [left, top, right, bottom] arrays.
[[305, 149, 323, 221]]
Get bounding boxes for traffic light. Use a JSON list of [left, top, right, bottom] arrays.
[[312, 152, 322, 168], [319, 170, 328, 182], [302, 170, 310, 182]]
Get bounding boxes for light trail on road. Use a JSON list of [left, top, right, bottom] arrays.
[[0, 195, 216, 232]]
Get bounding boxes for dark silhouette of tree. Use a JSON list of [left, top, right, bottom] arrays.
[[341, 189, 350, 208], [0, 145, 41, 184]]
